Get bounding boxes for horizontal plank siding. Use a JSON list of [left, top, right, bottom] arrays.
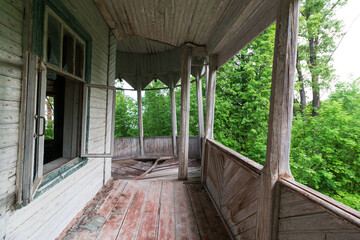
[[0, 0, 23, 239], [1, 0, 116, 239], [113, 136, 201, 159], [6, 159, 104, 240]]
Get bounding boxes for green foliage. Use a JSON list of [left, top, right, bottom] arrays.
[[113, 0, 360, 211], [297, 0, 347, 98], [143, 81, 172, 137], [291, 80, 360, 210], [114, 89, 138, 138], [45, 120, 54, 140], [141, 79, 200, 137], [213, 24, 276, 165], [174, 80, 200, 136]]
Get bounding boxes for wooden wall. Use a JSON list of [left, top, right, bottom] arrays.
[[0, 0, 25, 238], [113, 136, 201, 160], [204, 139, 360, 239], [204, 139, 263, 239], [278, 179, 360, 240], [1, 0, 116, 239], [114, 137, 140, 159]]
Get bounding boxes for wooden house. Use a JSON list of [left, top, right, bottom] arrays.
[[0, 0, 359, 239]]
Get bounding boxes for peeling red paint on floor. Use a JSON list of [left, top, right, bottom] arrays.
[[60, 159, 229, 240]]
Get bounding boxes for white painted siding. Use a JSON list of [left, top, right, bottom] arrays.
[[1, 0, 116, 239], [0, 0, 24, 238]]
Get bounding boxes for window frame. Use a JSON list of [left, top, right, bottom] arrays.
[[43, 7, 86, 82], [18, 6, 94, 206], [81, 83, 116, 158]]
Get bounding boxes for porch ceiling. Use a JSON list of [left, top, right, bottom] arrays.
[[95, 0, 278, 88]]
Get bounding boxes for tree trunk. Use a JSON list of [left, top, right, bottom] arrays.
[[309, 36, 320, 116], [296, 52, 306, 115]]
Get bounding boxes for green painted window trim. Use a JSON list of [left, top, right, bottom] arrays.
[[26, 0, 96, 202], [33, 158, 88, 200]]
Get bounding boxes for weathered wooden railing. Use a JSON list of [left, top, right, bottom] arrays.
[[203, 139, 360, 239], [203, 139, 263, 239], [113, 136, 201, 160], [278, 178, 360, 239]]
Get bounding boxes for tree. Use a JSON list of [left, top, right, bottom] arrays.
[[114, 89, 138, 138], [291, 79, 360, 210], [296, 0, 347, 116], [143, 81, 172, 137], [213, 24, 276, 164]]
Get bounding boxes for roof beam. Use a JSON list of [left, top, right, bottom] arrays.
[[94, 0, 122, 39], [209, 0, 278, 66]]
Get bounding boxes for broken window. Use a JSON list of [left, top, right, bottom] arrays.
[[62, 29, 74, 74], [19, 6, 115, 207], [75, 41, 85, 78], [46, 14, 61, 66], [45, 8, 86, 80]]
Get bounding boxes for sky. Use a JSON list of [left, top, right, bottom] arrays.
[[121, 0, 360, 99], [332, 0, 360, 83]]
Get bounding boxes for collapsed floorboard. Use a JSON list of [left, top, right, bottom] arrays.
[[60, 179, 230, 240], [112, 157, 201, 181]]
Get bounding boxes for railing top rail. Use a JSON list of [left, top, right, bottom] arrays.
[[280, 178, 360, 229], [115, 136, 200, 140], [206, 138, 263, 175]]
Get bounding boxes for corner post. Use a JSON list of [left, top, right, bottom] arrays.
[[201, 54, 218, 184], [196, 73, 204, 138], [170, 82, 177, 156], [178, 46, 192, 180], [137, 88, 144, 156], [256, 0, 300, 239]]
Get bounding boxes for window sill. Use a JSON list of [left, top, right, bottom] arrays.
[[34, 157, 88, 199], [43, 157, 72, 175]]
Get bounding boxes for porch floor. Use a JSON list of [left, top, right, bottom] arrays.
[[111, 157, 201, 181], [60, 162, 230, 239]]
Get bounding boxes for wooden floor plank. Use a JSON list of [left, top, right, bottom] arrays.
[[137, 181, 163, 240], [116, 181, 151, 239], [96, 181, 138, 240], [174, 182, 200, 240], [198, 187, 230, 240], [62, 181, 123, 240], [158, 182, 176, 240], [96, 181, 128, 218], [61, 159, 233, 240], [187, 184, 214, 240]]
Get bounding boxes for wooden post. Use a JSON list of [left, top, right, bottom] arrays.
[[201, 54, 218, 184], [170, 82, 177, 156], [256, 0, 300, 239], [205, 64, 209, 103], [178, 46, 192, 180], [137, 88, 144, 156], [196, 74, 204, 138]]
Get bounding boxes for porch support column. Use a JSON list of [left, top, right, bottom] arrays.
[[137, 88, 144, 156], [170, 82, 177, 156], [178, 46, 192, 180], [201, 54, 218, 184], [256, 0, 300, 239], [196, 73, 204, 138], [205, 64, 209, 103]]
